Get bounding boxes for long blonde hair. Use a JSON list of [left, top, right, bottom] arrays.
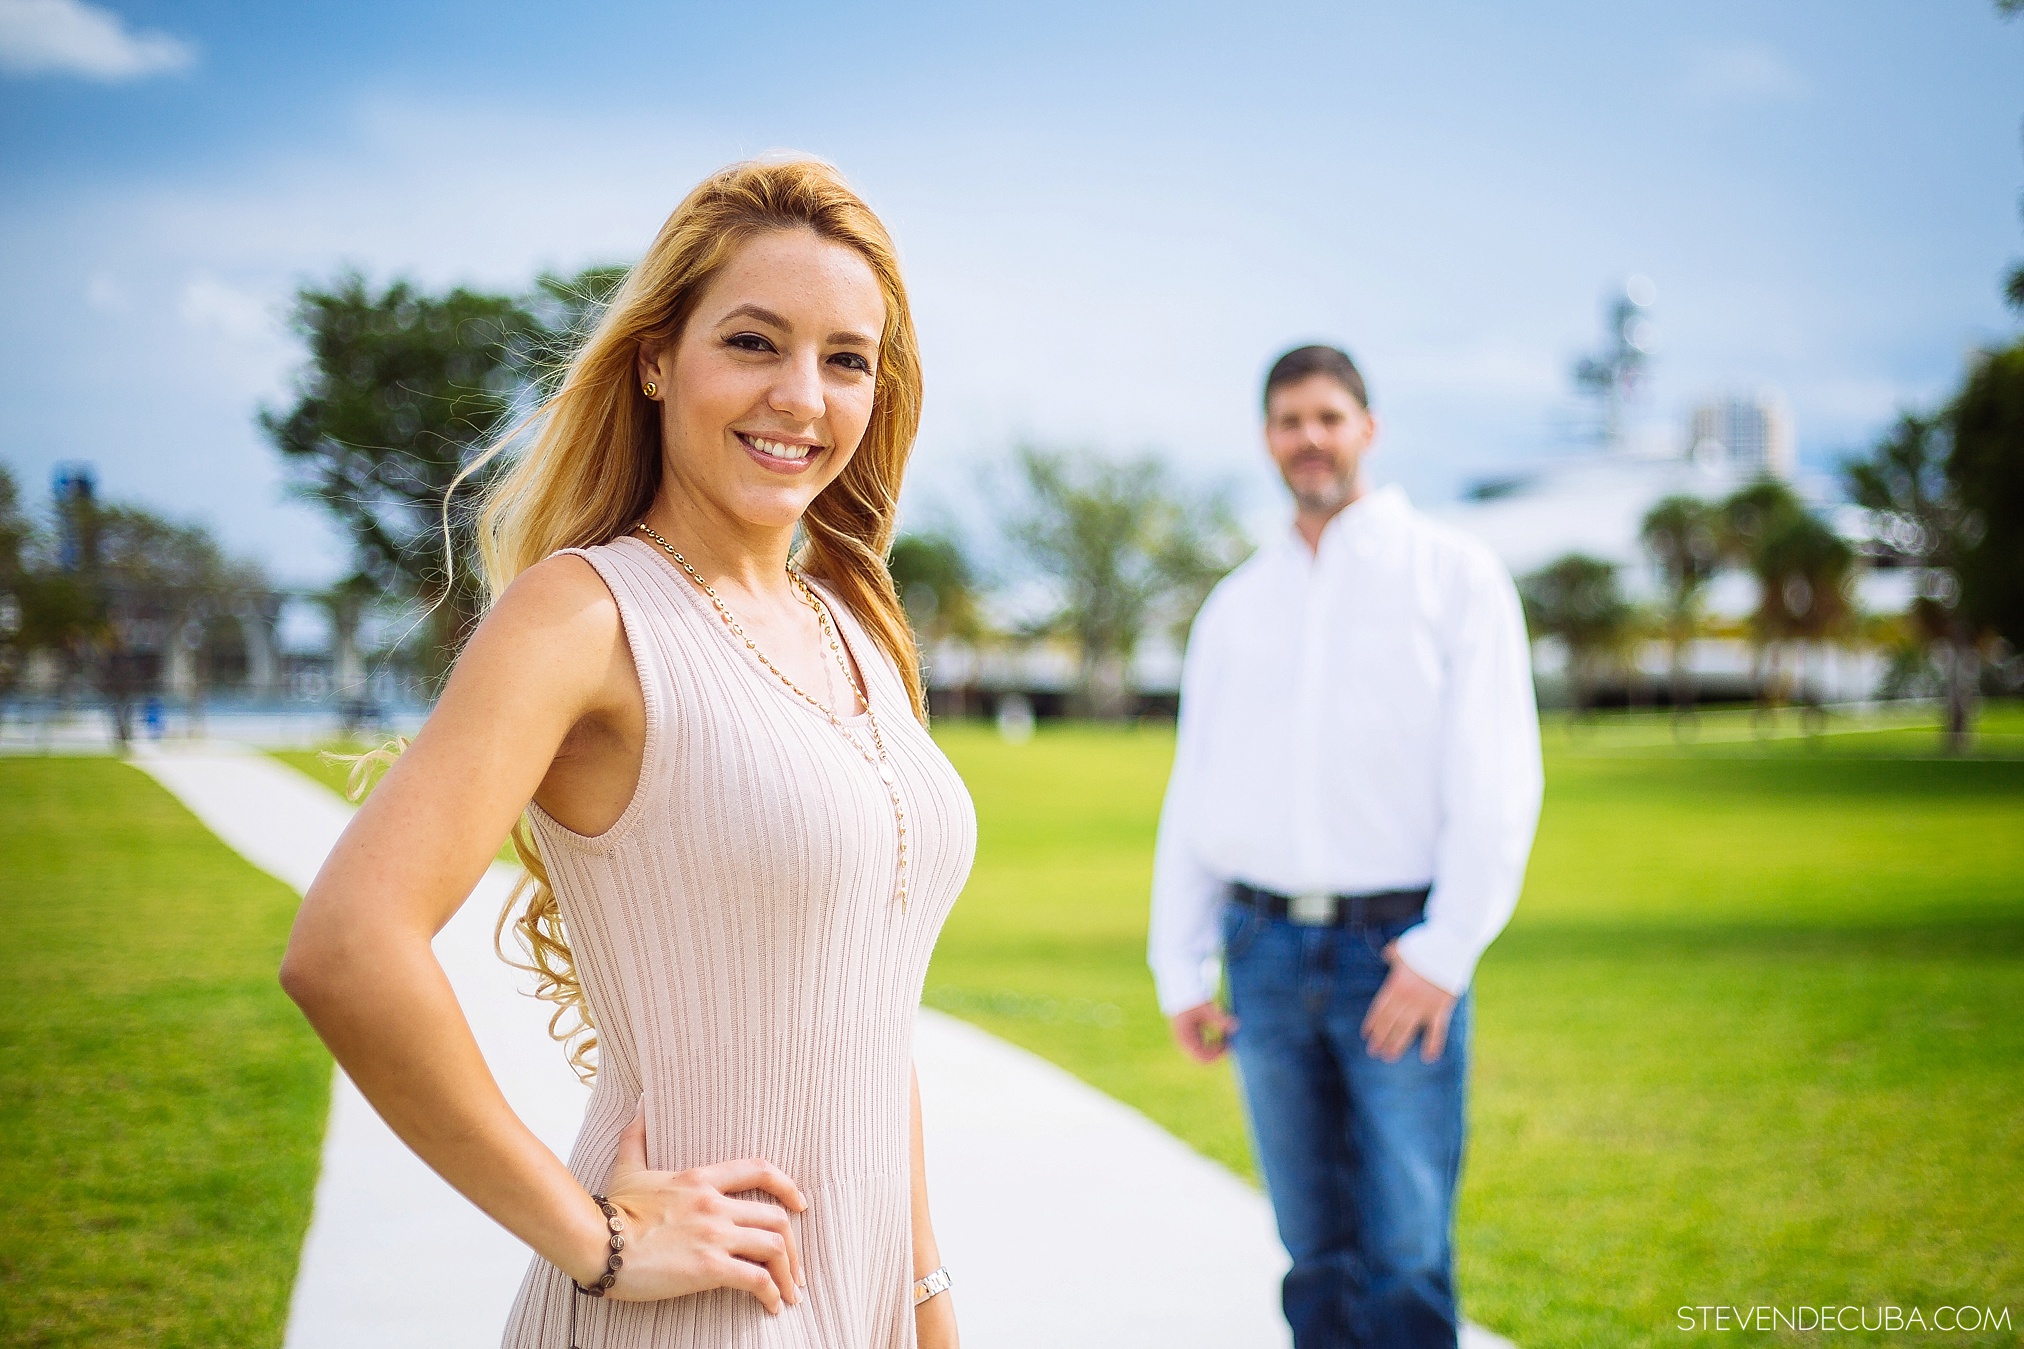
[[469, 158, 925, 1081]]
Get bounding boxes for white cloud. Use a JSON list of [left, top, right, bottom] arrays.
[[1679, 42, 1808, 106], [178, 272, 273, 342], [0, 0, 194, 81], [0, 84, 1981, 583]]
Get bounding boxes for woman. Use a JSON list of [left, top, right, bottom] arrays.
[[280, 158, 975, 1349]]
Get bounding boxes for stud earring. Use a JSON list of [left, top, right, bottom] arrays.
[[642, 381, 658, 398]]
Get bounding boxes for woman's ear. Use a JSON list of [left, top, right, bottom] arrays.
[[637, 343, 669, 399]]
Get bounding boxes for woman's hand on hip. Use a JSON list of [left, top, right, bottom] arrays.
[[588, 1103, 809, 1312]]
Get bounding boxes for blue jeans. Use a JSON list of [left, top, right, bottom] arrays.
[[1222, 901, 1471, 1349]]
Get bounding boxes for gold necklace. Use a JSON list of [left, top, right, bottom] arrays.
[[633, 523, 911, 908]]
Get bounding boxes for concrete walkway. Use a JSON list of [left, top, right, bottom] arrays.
[[132, 743, 1513, 1349]]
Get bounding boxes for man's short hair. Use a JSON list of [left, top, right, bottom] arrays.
[[1264, 344, 1369, 412]]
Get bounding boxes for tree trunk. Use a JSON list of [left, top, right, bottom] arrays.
[[1943, 636, 1978, 754], [238, 596, 283, 700], [101, 658, 135, 747], [331, 601, 364, 693], [1082, 649, 1132, 721]]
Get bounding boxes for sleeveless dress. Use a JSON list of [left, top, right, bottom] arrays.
[[500, 536, 977, 1349]]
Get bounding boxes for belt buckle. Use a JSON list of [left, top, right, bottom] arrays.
[[1288, 891, 1337, 926]]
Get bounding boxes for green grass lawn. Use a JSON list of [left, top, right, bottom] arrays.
[[14, 700, 2013, 1346], [269, 746, 368, 800], [925, 704, 2024, 1348], [269, 748, 376, 800], [0, 757, 329, 1348]]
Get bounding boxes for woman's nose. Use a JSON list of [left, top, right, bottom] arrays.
[[768, 354, 824, 422]]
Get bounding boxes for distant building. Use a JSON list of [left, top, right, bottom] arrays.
[[1423, 382, 1917, 705], [53, 461, 97, 571], [1687, 393, 1794, 479]]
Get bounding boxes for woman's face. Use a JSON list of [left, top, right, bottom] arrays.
[[641, 228, 886, 534]]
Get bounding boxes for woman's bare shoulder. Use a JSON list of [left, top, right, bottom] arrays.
[[450, 554, 624, 703], [497, 552, 620, 624]]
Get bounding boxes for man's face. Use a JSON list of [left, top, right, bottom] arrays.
[[1264, 373, 1376, 517]]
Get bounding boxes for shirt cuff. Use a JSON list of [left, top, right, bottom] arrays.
[[1391, 923, 1477, 997], [1152, 958, 1220, 1018]]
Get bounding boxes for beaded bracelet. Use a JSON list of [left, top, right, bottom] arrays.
[[568, 1195, 626, 1349], [578, 1194, 627, 1295]]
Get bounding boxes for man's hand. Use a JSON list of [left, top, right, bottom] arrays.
[[1169, 1001, 1237, 1063], [1361, 943, 1458, 1064]]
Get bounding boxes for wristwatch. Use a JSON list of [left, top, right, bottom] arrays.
[[912, 1266, 954, 1308]]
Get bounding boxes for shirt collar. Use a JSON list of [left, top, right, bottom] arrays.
[[1283, 483, 1409, 558]]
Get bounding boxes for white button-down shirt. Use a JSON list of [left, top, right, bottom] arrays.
[[1148, 485, 1544, 1013]]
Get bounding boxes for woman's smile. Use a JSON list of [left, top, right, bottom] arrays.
[[736, 430, 826, 473]]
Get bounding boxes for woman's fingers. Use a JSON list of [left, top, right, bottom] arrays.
[[697, 1158, 807, 1213], [724, 1196, 804, 1290], [721, 1223, 797, 1306], [712, 1251, 785, 1314]]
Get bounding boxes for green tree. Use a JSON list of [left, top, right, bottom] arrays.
[[1638, 494, 1722, 714], [1842, 412, 1981, 747], [260, 272, 543, 681], [24, 482, 252, 744], [1948, 342, 2024, 653], [888, 532, 985, 648], [1519, 553, 1635, 714], [1720, 480, 1855, 715], [524, 265, 631, 397], [888, 530, 989, 718], [1006, 447, 1246, 719], [0, 467, 34, 694]]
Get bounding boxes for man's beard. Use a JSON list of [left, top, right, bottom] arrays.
[[1290, 472, 1357, 517]]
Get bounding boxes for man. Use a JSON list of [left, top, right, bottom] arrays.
[[1149, 345, 1543, 1349]]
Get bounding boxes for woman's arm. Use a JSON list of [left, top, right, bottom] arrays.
[[280, 556, 805, 1310], [911, 1063, 959, 1348]]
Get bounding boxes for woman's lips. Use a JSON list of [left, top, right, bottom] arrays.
[[738, 431, 825, 473]]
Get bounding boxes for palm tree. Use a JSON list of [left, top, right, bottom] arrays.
[[1720, 481, 1854, 718], [1519, 554, 1636, 715], [1842, 412, 1979, 750], [1639, 495, 1722, 716]]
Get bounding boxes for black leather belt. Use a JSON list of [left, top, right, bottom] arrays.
[[1229, 881, 1430, 927]]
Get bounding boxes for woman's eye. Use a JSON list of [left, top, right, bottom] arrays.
[[726, 332, 773, 353], [830, 351, 872, 373]]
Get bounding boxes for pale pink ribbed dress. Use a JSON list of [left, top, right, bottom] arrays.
[[500, 536, 977, 1349]]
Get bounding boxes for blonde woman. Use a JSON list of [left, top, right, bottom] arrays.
[[280, 160, 975, 1349]]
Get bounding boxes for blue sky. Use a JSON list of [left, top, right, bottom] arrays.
[[2, 0, 2019, 585]]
